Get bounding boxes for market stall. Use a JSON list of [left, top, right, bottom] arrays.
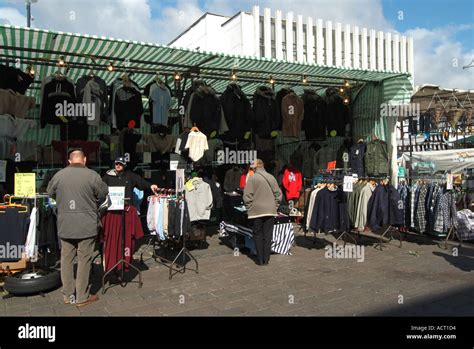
[[0, 23, 417, 294]]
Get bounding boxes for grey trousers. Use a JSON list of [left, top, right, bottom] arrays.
[[60, 237, 96, 304]]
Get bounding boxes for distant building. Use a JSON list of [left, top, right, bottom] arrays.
[[170, 5, 414, 77]]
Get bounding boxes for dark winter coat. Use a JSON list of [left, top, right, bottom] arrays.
[[349, 143, 366, 177], [325, 88, 350, 137], [252, 86, 281, 139], [310, 187, 350, 232], [301, 89, 327, 140], [220, 83, 253, 140], [367, 184, 404, 230], [188, 85, 224, 137]]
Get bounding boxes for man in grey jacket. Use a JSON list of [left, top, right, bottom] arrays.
[[243, 159, 282, 266], [47, 150, 108, 307]]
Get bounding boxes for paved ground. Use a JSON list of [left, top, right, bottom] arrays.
[[1, 226, 473, 316]]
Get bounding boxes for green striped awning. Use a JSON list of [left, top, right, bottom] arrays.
[[0, 24, 411, 102]]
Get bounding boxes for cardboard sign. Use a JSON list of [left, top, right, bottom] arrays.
[[14, 173, 36, 197], [108, 186, 125, 210]]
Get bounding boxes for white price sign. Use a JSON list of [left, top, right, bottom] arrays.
[[343, 176, 353, 192], [108, 186, 125, 210], [170, 160, 179, 171]]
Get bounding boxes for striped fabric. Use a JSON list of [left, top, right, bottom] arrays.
[[271, 223, 295, 255], [219, 221, 294, 255], [0, 24, 410, 105]]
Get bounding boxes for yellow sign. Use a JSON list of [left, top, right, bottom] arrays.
[[14, 173, 36, 197]]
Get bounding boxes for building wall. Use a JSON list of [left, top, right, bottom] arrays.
[[170, 7, 414, 76], [171, 14, 227, 52]]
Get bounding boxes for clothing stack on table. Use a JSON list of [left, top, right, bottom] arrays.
[[219, 220, 294, 255]]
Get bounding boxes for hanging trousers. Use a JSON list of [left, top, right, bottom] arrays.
[[251, 216, 274, 265], [60, 237, 96, 304]]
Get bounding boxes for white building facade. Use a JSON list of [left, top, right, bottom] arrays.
[[170, 6, 414, 77]]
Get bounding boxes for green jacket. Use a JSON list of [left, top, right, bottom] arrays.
[[364, 140, 389, 176]]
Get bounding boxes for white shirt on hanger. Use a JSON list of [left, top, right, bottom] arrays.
[[184, 131, 208, 162]]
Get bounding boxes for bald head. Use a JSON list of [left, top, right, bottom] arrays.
[[68, 150, 86, 165], [251, 159, 264, 169]]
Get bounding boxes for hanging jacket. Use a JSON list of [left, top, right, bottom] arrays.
[[239, 169, 254, 189], [276, 88, 292, 129], [114, 86, 144, 129], [220, 83, 253, 140], [309, 187, 349, 232], [325, 88, 350, 137], [101, 205, 144, 271], [0, 64, 34, 94], [144, 81, 173, 125], [282, 167, 303, 200], [224, 166, 244, 192], [349, 143, 366, 177], [301, 89, 327, 140], [281, 92, 305, 138], [364, 140, 389, 176], [203, 175, 223, 209], [76, 75, 108, 124], [185, 177, 213, 221], [40, 77, 76, 127], [367, 184, 389, 230], [252, 86, 281, 139], [185, 85, 228, 137], [367, 184, 403, 230]]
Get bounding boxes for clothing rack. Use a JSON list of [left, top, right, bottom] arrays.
[[102, 198, 143, 293], [140, 190, 199, 280]]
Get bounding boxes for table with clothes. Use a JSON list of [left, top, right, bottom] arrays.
[[219, 206, 295, 255]]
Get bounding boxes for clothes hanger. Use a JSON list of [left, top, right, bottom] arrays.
[[0, 196, 28, 213], [190, 124, 200, 132]]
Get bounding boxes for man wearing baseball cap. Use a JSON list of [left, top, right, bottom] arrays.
[[102, 156, 159, 200]]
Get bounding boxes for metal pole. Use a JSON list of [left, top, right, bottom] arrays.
[[26, 1, 31, 27]]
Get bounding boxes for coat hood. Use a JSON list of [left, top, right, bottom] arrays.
[[254, 86, 275, 100], [302, 89, 325, 103], [194, 85, 217, 98], [226, 83, 245, 99]]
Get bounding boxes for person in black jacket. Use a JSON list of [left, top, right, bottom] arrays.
[[102, 156, 159, 200]]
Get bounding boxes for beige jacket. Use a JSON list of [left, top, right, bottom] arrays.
[[243, 168, 282, 219]]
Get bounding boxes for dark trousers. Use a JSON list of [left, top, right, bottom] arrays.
[[251, 216, 274, 264]]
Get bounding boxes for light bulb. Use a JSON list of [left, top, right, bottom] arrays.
[[58, 55, 65, 66]]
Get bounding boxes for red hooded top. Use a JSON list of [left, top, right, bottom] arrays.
[[282, 167, 302, 200]]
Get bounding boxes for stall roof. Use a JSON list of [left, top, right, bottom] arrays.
[[411, 85, 474, 111], [0, 24, 411, 101]]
